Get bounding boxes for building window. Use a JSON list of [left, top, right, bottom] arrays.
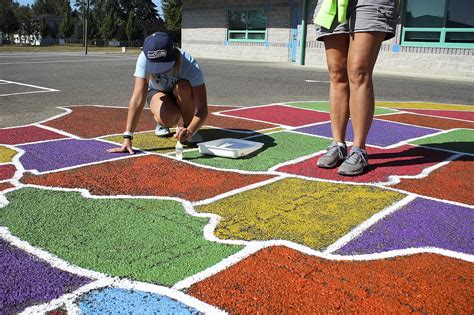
[[228, 9, 267, 42], [402, 0, 474, 48]]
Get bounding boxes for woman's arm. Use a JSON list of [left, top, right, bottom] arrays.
[[108, 76, 148, 154], [176, 84, 208, 142]]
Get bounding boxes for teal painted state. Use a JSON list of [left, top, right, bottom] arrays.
[[77, 288, 198, 314]]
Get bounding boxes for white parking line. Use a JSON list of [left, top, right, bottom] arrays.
[[305, 79, 330, 83], [0, 79, 60, 97]]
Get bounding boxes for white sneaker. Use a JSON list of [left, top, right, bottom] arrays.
[[154, 124, 171, 137]]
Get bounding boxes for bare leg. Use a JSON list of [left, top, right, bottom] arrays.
[[323, 34, 350, 143], [149, 91, 181, 127], [347, 32, 385, 149], [173, 80, 196, 127]]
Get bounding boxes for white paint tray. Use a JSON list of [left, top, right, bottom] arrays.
[[197, 138, 264, 159]]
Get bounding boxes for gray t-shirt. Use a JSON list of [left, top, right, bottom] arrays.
[[134, 48, 205, 93]]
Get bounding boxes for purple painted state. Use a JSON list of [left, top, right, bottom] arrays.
[[0, 239, 91, 313], [336, 198, 474, 255], [295, 119, 438, 147], [18, 139, 137, 172]]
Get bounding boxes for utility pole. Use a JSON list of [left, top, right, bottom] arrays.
[[84, 0, 90, 54]]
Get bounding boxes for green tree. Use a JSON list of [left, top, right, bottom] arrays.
[[0, 0, 21, 37], [125, 11, 136, 44], [39, 15, 49, 39], [60, 1, 74, 41], [100, 8, 117, 40], [33, 0, 70, 16], [162, 0, 181, 42]]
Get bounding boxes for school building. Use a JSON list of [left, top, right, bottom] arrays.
[[181, 0, 474, 79]]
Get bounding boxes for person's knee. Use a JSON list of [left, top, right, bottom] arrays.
[[154, 110, 180, 127], [173, 80, 192, 99], [151, 95, 180, 127], [348, 63, 371, 87], [327, 64, 348, 84]]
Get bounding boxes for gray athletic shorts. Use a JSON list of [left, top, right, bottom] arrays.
[[146, 89, 172, 107], [314, 0, 399, 41]]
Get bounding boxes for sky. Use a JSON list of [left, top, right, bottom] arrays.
[[15, 0, 164, 16]]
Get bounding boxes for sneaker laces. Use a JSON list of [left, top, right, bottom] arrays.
[[345, 150, 367, 165], [325, 143, 345, 159]]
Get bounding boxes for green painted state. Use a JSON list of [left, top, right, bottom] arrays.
[[410, 129, 474, 155], [287, 102, 398, 115], [184, 132, 332, 171], [104, 128, 253, 153], [196, 178, 404, 250], [0, 146, 17, 163], [0, 188, 242, 286]]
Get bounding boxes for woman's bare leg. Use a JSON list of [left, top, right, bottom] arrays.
[[173, 80, 195, 127], [347, 32, 386, 149], [324, 34, 350, 143], [149, 91, 181, 127]]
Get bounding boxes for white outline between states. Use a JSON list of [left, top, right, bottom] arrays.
[[375, 101, 474, 112], [20, 278, 225, 315], [324, 195, 417, 253], [375, 108, 474, 121], [397, 110, 474, 123], [213, 103, 334, 129], [0, 226, 106, 280], [4, 103, 474, 294], [173, 243, 474, 291], [269, 139, 465, 186]]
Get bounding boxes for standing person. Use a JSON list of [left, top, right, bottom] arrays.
[[108, 32, 208, 155], [314, 0, 398, 175]]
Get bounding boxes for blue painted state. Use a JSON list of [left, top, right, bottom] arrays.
[[77, 288, 200, 314]]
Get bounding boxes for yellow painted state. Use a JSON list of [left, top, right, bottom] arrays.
[[0, 146, 17, 163], [259, 127, 287, 134], [104, 132, 177, 153], [376, 102, 473, 111], [104, 128, 253, 152], [197, 178, 404, 250]]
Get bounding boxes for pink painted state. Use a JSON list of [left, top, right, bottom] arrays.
[[401, 109, 474, 122], [0, 126, 67, 145], [277, 144, 453, 183], [0, 164, 16, 181], [220, 105, 330, 127]]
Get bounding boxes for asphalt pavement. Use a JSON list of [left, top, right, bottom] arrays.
[[1, 52, 473, 128]]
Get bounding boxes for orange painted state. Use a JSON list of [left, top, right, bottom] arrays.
[[21, 155, 274, 201], [395, 156, 473, 205], [378, 113, 474, 130], [188, 246, 474, 313], [0, 182, 14, 191]]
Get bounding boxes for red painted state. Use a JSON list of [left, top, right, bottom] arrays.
[[42, 106, 274, 138], [0, 164, 16, 181], [22, 155, 274, 201], [206, 106, 277, 131], [220, 105, 330, 127], [395, 156, 473, 205], [401, 109, 474, 122], [188, 246, 474, 313], [277, 145, 453, 183], [43, 106, 158, 138], [0, 126, 66, 145]]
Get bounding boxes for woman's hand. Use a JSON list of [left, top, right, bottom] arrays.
[[107, 139, 134, 154], [175, 127, 193, 143]]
